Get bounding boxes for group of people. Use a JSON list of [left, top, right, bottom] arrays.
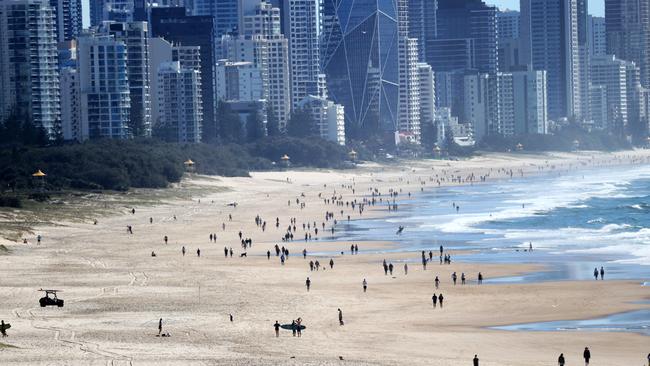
[[593, 267, 605, 280]]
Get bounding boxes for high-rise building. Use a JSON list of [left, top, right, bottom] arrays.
[[497, 9, 519, 40], [321, 0, 401, 133], [512, 70, 547, 134], [157, 61, 202, 142], [59, 66, 81, 140], [497, 10, 520, 72], [624, 60, 647, 139], [408, 0, 437, 61], [76, 34, 131, 139], [298, 95, 345, 145], [49, 0, 82, 41], [464, 73, 490, 141], [149, 37, 203, 141], [436, 0, 498, 74], [605, 0, 650, 88], [588, 16, 606, 58], [590, 55, 628, 133], [589, 84, 608, 130], [215, 60, 264, 102], [191, 0, 238, 57], [520, 0, 582, 120], [99, 21, 152, 137], [150, 7, 217, 141], [417, 63, 436, 126], [226, 0, 291, 128], [0, 0, 60, 135], [398, 35, 422, 142], [283, 0, 326, 109]]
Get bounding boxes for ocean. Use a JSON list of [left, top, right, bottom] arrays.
[[335, 163, 650, 283]]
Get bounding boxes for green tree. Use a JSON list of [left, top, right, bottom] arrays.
[[265, 105, 281, 137], [420, 119, 437, 151], [286, 108, 317, 138], [246, 109, 266, 142], [217, 101, 244, 143]]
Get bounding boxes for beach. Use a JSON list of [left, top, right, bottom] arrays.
[[0, 151, 649, 365]]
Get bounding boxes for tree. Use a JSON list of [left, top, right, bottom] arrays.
[[0, 109, 48, 146], [286, 107, 317, 138], [266, 105, 281, 137], [217, 101, 244, 144], [246, 109, 266, 142], [420, 119, 437, 151]]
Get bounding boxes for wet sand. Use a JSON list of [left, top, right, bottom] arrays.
[[0, 151, 649, 365]]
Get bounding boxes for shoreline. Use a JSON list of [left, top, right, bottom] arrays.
[[0, 150, 649, 365]]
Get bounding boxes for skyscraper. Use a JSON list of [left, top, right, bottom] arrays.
[[151, 7, 217, 141], [497, 10, 521, 71], [76, 34, 131, 139], [225, 0, 291, 128], [157, 61, 203, 142], [0, 0, 60, 135], [283, 0, 326, 109], [408, 0, 437, 62], [49, 0, 82, 41], [520, 0, 582, 120], [605, 0, 650, 88], [321, 0, 401, 133], [99, 21, 152, 137], [191, 0, 239, 58], [588, 16, 606, 58], [436, 0, 498, 74]]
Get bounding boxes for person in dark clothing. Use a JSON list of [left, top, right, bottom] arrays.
[[432, 294, 437, 308], [388, 263, 393, 275], [438, 293, 444, 308], [329, 259, 334, 269], [306, 277, 311, 291], [593, 267, 598, 280], [267, 250, 270, 260], [558, 353, 565, 366], [158, 318, 163, 335], [274, 321, 280, 337], [583, 347, 591, 365], [338, 308, 344, 325], [473, 354, 479, 366], [599, 266, 604, 280]]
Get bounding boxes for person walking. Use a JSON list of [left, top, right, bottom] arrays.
[[404, 263, 408, 275], [329, 258, 334, 269], [478, 272, 483, 284], [432, 294, 437, 308], [338, 308, 344, 325], [438, 293, 444, 308], [274, 321, 280, 337], [362, 279, 367, 293], [593, 267, 598, 280], [473, 354, 479, 366], [0, 320, 7, 337], [158, 318, 163, 336], [197, 248, 201, 257], [558, 353, 565, 366], [435, 276, 440, 289], [583, 347, 591, 365], [306, 277, 311, 291], [599, 266, 605, 280]]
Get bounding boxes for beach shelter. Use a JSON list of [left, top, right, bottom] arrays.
[[280, 154, 290, 167], [32, 169, 46, 190], [183, 159, 195, 172], [348, 149, 358, 162]]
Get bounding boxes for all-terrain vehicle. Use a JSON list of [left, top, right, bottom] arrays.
[[39, 289, 64, 307]]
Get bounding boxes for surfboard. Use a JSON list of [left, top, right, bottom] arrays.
[[280, 324, 306, 330], [0, 323, 11, 331]]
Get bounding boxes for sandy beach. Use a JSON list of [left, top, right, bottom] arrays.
[[0, 151, 649, 365]]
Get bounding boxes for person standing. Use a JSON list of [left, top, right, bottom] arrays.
[[1, 320, 7, 337], [158, 318, 163, 335], [558, 353, 565, 366], [362, 279, 367, 293], [593, 268, 598, 280], [338, 309, 344, 325], [599, 266, 605, 280], [432, 294, 437, 308], [473, 354, 479, 366], [438, 293, 444, 308], [306, 277, 311, 291], [583, 347, 591, 365], [274, 321, 280, 337]]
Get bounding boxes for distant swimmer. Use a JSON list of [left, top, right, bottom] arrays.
[[396, 226, 404, 235]]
